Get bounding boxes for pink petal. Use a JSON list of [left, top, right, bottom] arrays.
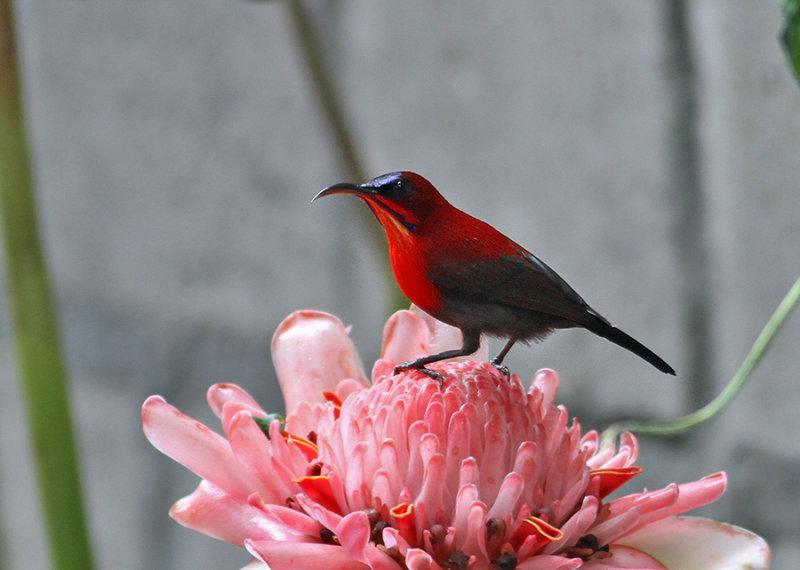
[[592, 472, 728, 548], [336, 378, 369, 400], [142, 396, 261, 500], [294, 493, 343, 532], [615, 515, 770, 569], [365, 546, 407, 570], [169, 480, 301, 545], [587, 431, 639, 471], [590, 506, 642, 548], [478, 415, 510, 506], [272, 310, 368, 411], [264, 419, 316, 486], [336, 511, 371, 564], [376, 441, 403, 501], [259, 504, 323, 537], [516, 556, 583, 570], [244, 540, 372, 570], [330, 511, 401, 570], [458, 501, 489, 562], [635, 472, 727, 528], [541, 496, 599, 555], [371, 358, 397, 382], [453, 484, 479, 537], [226, 411, 295, 504], [381, 526, 405, 552], [416, 454, 448, 521], [530, 369, 560, 409], [207, 383, 265, 420], [284, 400, 337, 442], [381, 309, 431, 363], [600, 485, 678, 528], [487, 472, 524, 520], [403, 548, 436, 570], [604, 472, 727, 542]]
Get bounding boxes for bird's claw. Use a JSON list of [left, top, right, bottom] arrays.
[[394, 362, 445, 385], [490, 359, 511, 381]]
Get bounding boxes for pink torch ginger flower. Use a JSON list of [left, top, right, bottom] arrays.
[[143, 308, 770, 569]]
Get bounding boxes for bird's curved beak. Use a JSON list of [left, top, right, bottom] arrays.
[[312, 182, 375, 202]]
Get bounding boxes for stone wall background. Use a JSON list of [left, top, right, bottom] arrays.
[[1, 1, 799, 568]]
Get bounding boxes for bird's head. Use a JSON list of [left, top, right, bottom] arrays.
[[313, 171, 447, 236]]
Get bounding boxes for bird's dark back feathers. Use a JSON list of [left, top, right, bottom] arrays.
[[428, 246, 603, 327]]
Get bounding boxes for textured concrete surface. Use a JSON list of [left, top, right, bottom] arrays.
[[1, 1, 799, 568]]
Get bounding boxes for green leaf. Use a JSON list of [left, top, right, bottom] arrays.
[[254, 413, 286, 437], [781, 0, 800, 82], [2, 1, 95, 567]]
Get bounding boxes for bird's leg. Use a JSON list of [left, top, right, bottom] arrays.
[[490, 338, 517, 378], [394, 330, 481, 384]]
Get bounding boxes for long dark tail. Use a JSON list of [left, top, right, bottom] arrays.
[[585, 319, 676, 375]]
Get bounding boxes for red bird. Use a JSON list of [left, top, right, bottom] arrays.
[[314, 171, 675, 378]]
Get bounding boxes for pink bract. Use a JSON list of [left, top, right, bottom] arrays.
[[143, 308, 770, 569]]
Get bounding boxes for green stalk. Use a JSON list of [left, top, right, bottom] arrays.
[[283, 0, 408, 311], [0, 2, 95, 569], [602, 277, 800, 446]]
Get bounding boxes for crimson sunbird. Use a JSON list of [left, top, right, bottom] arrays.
[[314, 171, 675, 379]]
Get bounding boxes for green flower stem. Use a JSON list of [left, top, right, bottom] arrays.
[[283, 0, 366, 183], [283, 0, 407, 312], [0, 3, 95, 569], [602, 277, 800, 446]]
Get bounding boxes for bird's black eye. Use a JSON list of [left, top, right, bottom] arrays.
[[367, 172, 414, 199], [383, 178, 411, 199]]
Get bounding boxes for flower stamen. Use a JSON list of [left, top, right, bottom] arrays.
[[322, 391, 343, 418], [390, 502, 417, 545], [590, 465, 644, 499], [511, 514, 564, 560], [292, 475, 340, 514], [283, 432, 319, 461]]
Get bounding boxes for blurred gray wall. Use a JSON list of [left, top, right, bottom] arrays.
[[1, 1, 799, 568]]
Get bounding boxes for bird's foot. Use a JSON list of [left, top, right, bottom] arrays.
[[489, 358, 511, 381], [394, 362, 444, 385]]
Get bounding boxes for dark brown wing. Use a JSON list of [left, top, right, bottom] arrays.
[[427, 245, 608, 327], [428, 246, 676, 375]]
